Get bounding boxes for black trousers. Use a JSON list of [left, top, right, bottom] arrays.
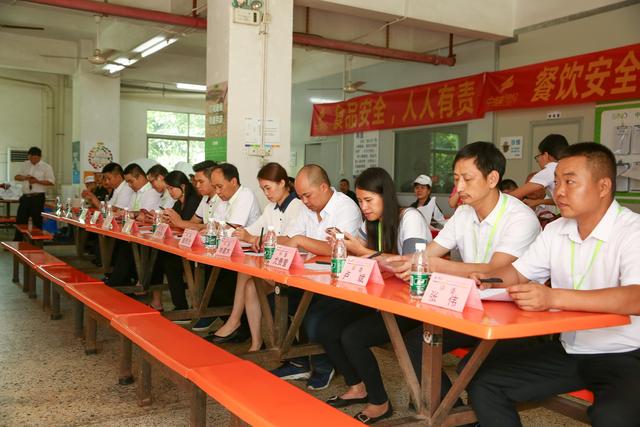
[[110, 241, 137, 286], [14, 193, 45, 241], [467, 339, 640, 427], [150, 252, 189, 310], [316, 302, 419, 405]]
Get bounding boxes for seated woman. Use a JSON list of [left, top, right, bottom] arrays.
[[207, 162, 303, 351], [317, 167, 429, 424], [148, 171, 202, 312]]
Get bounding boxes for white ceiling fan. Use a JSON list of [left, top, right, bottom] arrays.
[[40, 16, 134, 68], [308, 55, 378, 95]]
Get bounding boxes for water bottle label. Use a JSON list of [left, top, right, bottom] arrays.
[[410, 272, 429, 296], [331, 258, 346, 274], [151, 224, 157, 233], [264, 246, 275, 260], [204, 234, 217, 247]]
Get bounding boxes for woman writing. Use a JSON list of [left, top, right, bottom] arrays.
[[206, 162, 303, 351], [148, 171, 202, 312], [318, 167, 429, 424]]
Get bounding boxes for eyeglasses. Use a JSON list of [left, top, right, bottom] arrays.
[[534, 153, 543, 160]]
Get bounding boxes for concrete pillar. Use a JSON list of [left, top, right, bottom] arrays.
[[206, 0, 293, 196]]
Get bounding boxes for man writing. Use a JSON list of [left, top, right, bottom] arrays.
[[467, 142, 640, 427], [14, 146, 55, 241]]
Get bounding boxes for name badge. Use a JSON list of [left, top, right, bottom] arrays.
[[214, 237, 245, 258], [178, 228, 204, 249], [89, 211, 100, 225], [152, 223, 172, 239], [421, 272, 483, 312], [338, 256, 384, 286], [267, 245, 305, 270]]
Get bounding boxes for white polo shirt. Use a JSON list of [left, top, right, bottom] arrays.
[[246, 193, 304, 236], [20, 160, 55, 194], [530, 161, 557, 194], [357, 208, 430, 255], [195, 186, 261, 227], [513, 200, 640, 354], [110, 180, 134, 209], [130, 182, 161, 211], [434, 193, 540, 263], [285, 189, 362, 240], [159, 190, 175, 209]]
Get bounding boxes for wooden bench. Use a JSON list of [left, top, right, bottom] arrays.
[[2, 241, 43, 286], [64, 282, 159, 384], [111, 314, 359, 426], [14, 250, 66, 299], [14, 223, 53, 247]]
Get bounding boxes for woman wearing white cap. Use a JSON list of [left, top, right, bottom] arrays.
[[410, 174, 445, 225]]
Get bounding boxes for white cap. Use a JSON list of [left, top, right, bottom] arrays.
[[415, 242, 426, 251], [174, 161, 194, 177], [413, 175, 432, 187], [84, 175, 95, 184], [335, 233, 344, 239], [267, 225, 275, 231]]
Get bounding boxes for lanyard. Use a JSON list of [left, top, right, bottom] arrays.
[[569, 205, 623, 290], [473, 194, 508, 263], [570, 240, 603, 290], [377, 221, 382, 252]]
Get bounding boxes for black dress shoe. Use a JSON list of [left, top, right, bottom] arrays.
[[354, 402, 393, 424], [206, 326, 244, 344], [326, 395, 368, 408]]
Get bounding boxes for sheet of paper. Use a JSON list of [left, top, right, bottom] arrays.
[[479, 288, 512, 301], [244, 251, 264, 257], [304, 263, 332, 272]]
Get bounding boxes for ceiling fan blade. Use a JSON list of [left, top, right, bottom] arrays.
[[307, 88, 343, 91], [41, 54, 85, 60], [350, 81, 367, 89], [0, 24, 44, 30]]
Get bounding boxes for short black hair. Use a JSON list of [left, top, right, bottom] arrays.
[[102, 162, 124, 176], [340, 178, 349, 185], [27, 146, 42, 156], [123, 163, 145, 178], [538, 134, 569, 160], [147, 164, 168, 178], [193, 160, 217, 178], [453, 141, 506, 182], [560, 142, 616, 197], [213, 163, 240, 185], [499, 179, 518, 192]]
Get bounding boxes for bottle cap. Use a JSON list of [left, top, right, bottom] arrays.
[[336, 233, 344, 239], [267, 225, 275, 231], [415, 242, 426, 251]]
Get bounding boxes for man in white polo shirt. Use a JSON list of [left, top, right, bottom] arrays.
[[468, 143, 640, 427], [387, 141, 541, 402], [272, 164, 362, 390], [510, 134, 568, 213], [100, 162, 133, 210], [123, 163, 161, 214]]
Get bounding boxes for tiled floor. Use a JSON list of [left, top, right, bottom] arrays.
[[0, 239, 586, 426]]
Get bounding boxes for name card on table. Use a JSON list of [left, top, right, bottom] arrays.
[[214, 237, 244, 258], [338, 256, 384, 286], [421, 272, 483, 312], [78, 208, 88, 223], [89, 211, 101, 225], [178, 228, 204, 249], [152, 223, 173, 239], [101, 213, 115, 230], [267, 245, 305, 270], [121, 219, 139, 235]]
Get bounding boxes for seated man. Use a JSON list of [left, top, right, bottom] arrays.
[[89, 162, 133, 210], [272, 164, 362, 390], [510, 133, 568, 211], [387, 141, 541, 398], [147, 164, 175, 210], [468, 142, 640, 427]]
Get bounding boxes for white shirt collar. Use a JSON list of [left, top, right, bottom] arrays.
[[471, 192, 505, 226], [319, 188, 340, 220], [558, 200, 621, 243]]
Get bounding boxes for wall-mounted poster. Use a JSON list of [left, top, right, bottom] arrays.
[[499, 136, 523, 159], [205, 82, 228, 162], [353, 131, 379, 176], [87, 141, 114, 171], [595, 102, 640, 199]]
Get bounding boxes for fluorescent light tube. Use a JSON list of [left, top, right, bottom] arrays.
[[176, 83, 207, 91], [133, 36, 166, 53], [140, 38, 178, 58]]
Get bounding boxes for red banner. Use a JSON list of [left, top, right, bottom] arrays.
[[311, 74, 485, 136], [310, 43, 640, 136]]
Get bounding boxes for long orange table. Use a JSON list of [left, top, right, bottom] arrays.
[[48, 212, 630, 426]]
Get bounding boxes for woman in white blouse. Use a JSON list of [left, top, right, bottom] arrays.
[[207, 162, 303, 351]]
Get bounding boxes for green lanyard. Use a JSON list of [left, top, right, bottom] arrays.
[[473, 195, 508, 263], [377, 221, 382, 252], [569, 205, 622, 290], [570, 240, 603, 290]]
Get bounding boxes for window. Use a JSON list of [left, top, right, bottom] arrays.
[[146, 110, 205, 168], [394, 125, 467, 194]]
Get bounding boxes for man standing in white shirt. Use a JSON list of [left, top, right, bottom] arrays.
[[14, 146, 55, 241], [468, 143, 640, 427], [272, 164, 362, 390], [510, 134, 568, 212]]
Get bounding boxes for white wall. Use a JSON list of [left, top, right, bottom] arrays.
[[119, 94, 205, 166]]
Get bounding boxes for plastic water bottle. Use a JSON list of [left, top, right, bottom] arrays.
[[151, 209, 162, 233], [203, 220, 218, 249], [409, 242, 429, 299], [100, 201, 107, 217], [331, 233, 347, 279], [216, 220, 226, 245], [64, 198, 73, 218], [55, 196, 62, 216], [263, 225, 276, 261]]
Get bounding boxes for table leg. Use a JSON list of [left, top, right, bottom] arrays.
[[42, 278, 51, 311], [28, 270, 37, 299], [194, 265, 220, 320], [84, 311, 98, 355], [118, 336, 134, 385], [98, 235, 114, 275], [422, 323, 443, 418], [50, 287, 62, 320], [137, 357, 152, 406], [254, 278, 276, 349], [190, 383, 207, 427], [273, 284, 289, 348], [12, 256, 19, 283], [73, 299, 84, 338], [280, 290, 313, 355]]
